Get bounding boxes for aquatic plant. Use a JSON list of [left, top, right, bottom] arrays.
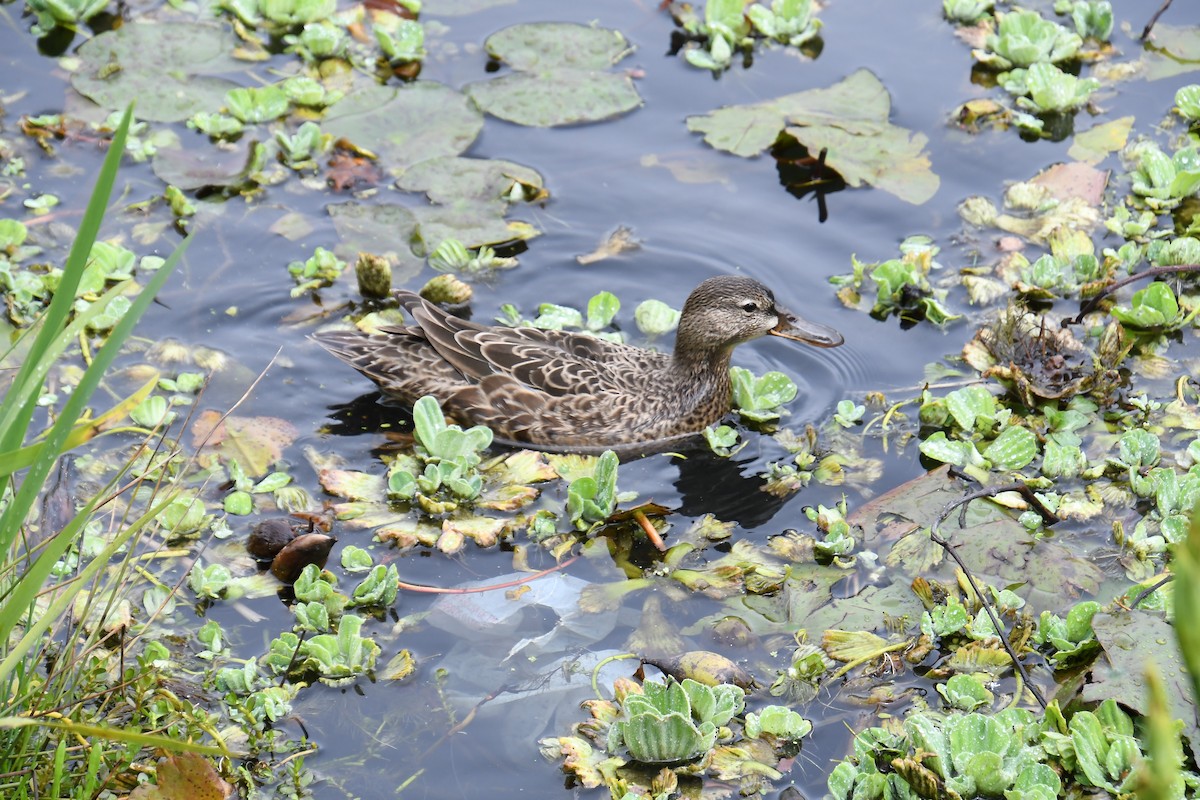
[[607, 677, 744, 763], [975, 9, 1082, 70]]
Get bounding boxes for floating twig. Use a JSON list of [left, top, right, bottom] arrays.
[[929, 477, 1050, 710], [1141, 0, 1174, 40]]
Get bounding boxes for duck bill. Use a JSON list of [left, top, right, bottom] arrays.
[[769, 308, 844, 348]]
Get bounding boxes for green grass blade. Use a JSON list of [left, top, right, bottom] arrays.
[[0, 235, 191, 557], [0, 718, 229, 757], [0, 106, 133, 448]]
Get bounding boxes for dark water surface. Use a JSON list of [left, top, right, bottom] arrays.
[[3, 0, 1200, 796]]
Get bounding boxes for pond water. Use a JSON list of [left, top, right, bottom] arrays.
[[5, 0, 1200, 797]]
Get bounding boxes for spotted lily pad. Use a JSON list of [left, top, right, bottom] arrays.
[[465, 23, 642, 127], [323, 82, 483, 174], [686, 69, 939, 205], [72, 23, 242, 122]]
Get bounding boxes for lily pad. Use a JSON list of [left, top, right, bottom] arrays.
[[396, 157, 546, 205], [465, 23, 643, 127], [327, 200, 537, 270], [151, 139, 256, 192], [323, 82, 483, 174], [72, 23, 242, 122], [326, 202, 423, 281], [687, 69, 939, 205], [1082, 611, 1200, 761]]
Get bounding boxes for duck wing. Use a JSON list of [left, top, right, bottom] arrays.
[[395, 292, 665, 397]]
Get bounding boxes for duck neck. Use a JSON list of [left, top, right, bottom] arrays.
[[671, 345, 734, 396]]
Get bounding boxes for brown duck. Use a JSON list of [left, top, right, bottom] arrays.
[[313, 276, 843, 452]]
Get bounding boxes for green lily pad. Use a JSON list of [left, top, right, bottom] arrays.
[[323, 82, 483, 174], [687, 69, 939, 205], [72, 23, 242, 122], [465, 23, 643, 127], [396, 157, 545, 205]]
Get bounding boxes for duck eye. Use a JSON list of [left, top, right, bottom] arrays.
[[740, 301, 759, 313]]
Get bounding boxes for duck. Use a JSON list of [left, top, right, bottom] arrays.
[[312, 275, 843, 453]]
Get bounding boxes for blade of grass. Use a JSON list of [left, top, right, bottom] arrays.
[[0, 106, 134, 450], [0, 375, 158, 480], [0, 234, 191, 558]]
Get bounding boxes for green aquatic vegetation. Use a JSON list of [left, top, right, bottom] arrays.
[[222, 462, 292, 516], [633, 298, 680, 336], [284, 21, 347, 61], [25, 0, 109, 30], [829, 709, 1058, 800], [730, 366, 798, 423], [607, 676, 744, 763], [288, 246, 347, 296], [225, 85, 291, 124], [833, 399, 865, 427], [975, 9, 1082, 70], [832, 238, 961, 326], [190, 112, 245, 139], [275, 122, 329, 169], [680, 0, 751, 72], [567, 450, 619, 531], [679, 0, 821, 72], [1110, 281, 1190, 333], [376, 18, 425, 65], [221, 0, 337, 30], [746, 0, 822, 47], [943, 0, 993, 25], [1057, 0, 1113, 41], [1177, 85, 1200, 122], [806, 500, 857, 561], [267, 613, 380, 687], [1000, 62, 1100, 113], [497, 290, 623, 340], [703, 424, 743, 457], [429, 238, 519, 275], [1128, 142, 1200, 210], [1034, 600, 1100, 667], [936, 673, 994, 712], [743, 705, 811, 741], [465, 22, 642, 127], [188, 561, 233, 599], [387, 396, 492, 511]]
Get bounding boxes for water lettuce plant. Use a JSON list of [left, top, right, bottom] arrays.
[[943, 0, 993, 25], [567, 450, 619, 531], [387, 396, 493, 513], [1000, 62, 1100, 113], [607, 676, 744, 763], [25, 0, 109, 31], [974, 9, 1082, 70]]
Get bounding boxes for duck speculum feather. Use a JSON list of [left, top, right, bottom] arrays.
[[312, 275, 842, 454]]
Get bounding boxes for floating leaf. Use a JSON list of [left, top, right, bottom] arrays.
[[323, 82, 483, 174], [687, 70, 939, 204], [465, 23, 642, 127], [191, 411, 298, 476], [396, 156, 546, 204], [72, 24, 241, 122]]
